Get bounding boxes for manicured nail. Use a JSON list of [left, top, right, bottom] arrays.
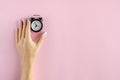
[[27, 19, 30, 22], [22, 18, 24, 21], [27, 18, 30, 20], [43, 31, 47, 36], [18, 20, 21, 25]]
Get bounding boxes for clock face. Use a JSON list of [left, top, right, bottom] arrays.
[[31, 20, 42, 32]]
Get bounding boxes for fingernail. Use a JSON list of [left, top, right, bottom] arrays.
[[22, 18, 24, 21], [25, 18, 29, 22], [27, 18, 30, 20], [43, 31, 47, 36], [18, 20, 21, 24], [27, 19, 30, 22]]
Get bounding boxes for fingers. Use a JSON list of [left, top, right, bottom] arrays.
[[21, 19, 26, 39], [37, 31, 47, 48], [17, 18, 31, 41], [25, 19, 31, 39], [18, 20, 22, 41]]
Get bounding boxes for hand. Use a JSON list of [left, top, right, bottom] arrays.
[[16, 19, 47, 60]]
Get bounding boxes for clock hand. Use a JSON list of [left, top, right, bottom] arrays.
[[35, 24, 37, 28]]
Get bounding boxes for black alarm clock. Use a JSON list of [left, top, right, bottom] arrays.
[[30, 15, 43, 32]]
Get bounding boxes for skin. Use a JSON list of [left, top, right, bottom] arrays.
[[16, 19, 47, 80]]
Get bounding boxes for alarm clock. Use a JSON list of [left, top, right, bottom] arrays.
[[30, 16, 43, 32]]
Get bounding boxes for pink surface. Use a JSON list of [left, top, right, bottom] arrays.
[[0, 0, 120, 80]]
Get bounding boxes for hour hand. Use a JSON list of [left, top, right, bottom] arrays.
[[35, 24, 37, 28]]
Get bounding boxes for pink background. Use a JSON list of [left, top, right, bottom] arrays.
[[0, 0, 120, 80]]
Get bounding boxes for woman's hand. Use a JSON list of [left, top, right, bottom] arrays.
[[16, 19, 47, 60], [16, 18, 47, 80]]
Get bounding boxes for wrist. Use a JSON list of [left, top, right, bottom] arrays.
[[22, 57, 34, 65], [21, 54, 35, 80], [21, 53, 36, 62]]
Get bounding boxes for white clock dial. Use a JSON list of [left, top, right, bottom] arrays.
[[31, 20, 42, 31]]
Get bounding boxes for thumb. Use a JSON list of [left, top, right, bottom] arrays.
[[37, 31, 47, 48]]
